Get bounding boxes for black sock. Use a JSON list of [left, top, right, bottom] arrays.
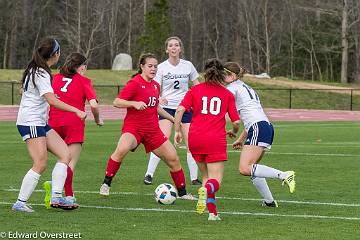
[[177, 187, 187, 197], [103, 176, 113, 187]]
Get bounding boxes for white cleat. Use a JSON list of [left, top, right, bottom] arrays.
[[99, 183, 110, 196], [178, 193, 198, 201], [12, 202, 34, 213], [208, 213, 221, 221]]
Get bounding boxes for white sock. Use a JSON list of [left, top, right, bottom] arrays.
[[251, 164, 286, 179], [186, 152, 198, 181], [251, 177, 274, 202], [17, 169, 41, 202], [51, 162, 67, 198], [145, 152, 161, 177]]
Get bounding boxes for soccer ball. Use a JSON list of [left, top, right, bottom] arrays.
[[154, 183, 177, 205]]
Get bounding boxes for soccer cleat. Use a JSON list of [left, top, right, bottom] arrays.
[[12, 202, 34, 213], [50, 197, 79, 210], [43, 181, 52, 209], [63, 196, 79, 210], [99, 183, 110, 196], [262, 200, 278, 208], [191, 179, 202, 185], [178, 193, 197, 201], [282, 171, 296, 193], [208, 213, 221, 221], [143, 175, 153, 185], [196, 187, 207, 214]]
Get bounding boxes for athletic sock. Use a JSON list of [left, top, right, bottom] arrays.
[[186, 152, 198, 181], [103, 157, 121, 186], [145, 152, 161, 177], [251, 164, 286, 179], [251, 176, 274, 202], [17, 169, 41, 202], [64, 166, 74, 197], [52, 162, 68, 198], [170, 169, 186, 196], [205, 179, 220, 215]]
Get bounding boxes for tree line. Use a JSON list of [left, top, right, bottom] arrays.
[[1, 0, 360, 83]]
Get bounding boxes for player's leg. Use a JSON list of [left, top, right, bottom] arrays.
[[144, 119, 173, 184], [205, 161, 224, 220], [100, 132, 138, 196], [181, 123, 201, 185], [194, 159, 207, 214]]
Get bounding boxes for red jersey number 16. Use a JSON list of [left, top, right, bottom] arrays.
[[147, 97, 157, 107]]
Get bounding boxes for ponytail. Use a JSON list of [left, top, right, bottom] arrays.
[[204, 58, 225, 85]]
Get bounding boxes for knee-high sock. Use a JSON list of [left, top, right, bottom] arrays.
[[251, 176, 274, 202], [186, 152, 198, 181], [52, 162, 68, 198], [251, 164, 287, 179], [170, 169, 186, 196], [205, 179, 220, 215], [103, 157, 121, 186], [64, 166, 74, 197], [145, 152, 161, 177], [17, 169, 41, 202]]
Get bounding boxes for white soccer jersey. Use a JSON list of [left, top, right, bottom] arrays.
[[16, 68, 53, 126], [155, 59, 199, 109], [226, 80, 269, 131]]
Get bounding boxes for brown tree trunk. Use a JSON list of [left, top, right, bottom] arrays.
[[341, 0, 349, 84]]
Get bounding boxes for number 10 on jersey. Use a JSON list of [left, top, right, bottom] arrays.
[[201, 96, 221, 115]]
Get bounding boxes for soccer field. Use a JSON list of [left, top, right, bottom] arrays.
[[0, 121, 359, 239]]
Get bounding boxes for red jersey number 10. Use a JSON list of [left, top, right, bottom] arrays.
[[201, 96, 221, 115]]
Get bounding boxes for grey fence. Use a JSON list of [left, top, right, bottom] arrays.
[[1, 81, 360, 111]]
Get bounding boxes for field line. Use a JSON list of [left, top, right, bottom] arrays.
[[0, 201, 359, 221], [3, 188, 360, 207]]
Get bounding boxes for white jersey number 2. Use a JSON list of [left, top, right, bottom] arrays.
[[201, 96, 221, 115], [60, 78, 73, 92]]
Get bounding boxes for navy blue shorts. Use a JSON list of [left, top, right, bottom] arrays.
[[244, 121, 274, 149], [17, 124, 52, 141], [159, 108, 192, 123]]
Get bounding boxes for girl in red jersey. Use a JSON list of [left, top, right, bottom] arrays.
[[174, 58, 240, 220], [47, 53, 103, 208], [99, 53, 194, 200]]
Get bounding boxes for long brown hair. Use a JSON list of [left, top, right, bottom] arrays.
[[204, 58, 225, 86], [21, 38, 60, 88], [164, 36, 184, 58], [132, 53, 157, 77], [224, 62, 247, 79], [60, 53, 87, 78]]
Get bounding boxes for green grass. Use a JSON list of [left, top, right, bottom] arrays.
[[0, 121, 360, 239], [0, 69, 359, 109]]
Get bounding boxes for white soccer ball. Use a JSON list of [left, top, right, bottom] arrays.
[[154, 183, 177, 205]]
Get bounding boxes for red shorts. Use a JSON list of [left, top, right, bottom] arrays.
[[192, 152, 228, 163], [51, 124, 84, 145], [122, 126, 167, 153]]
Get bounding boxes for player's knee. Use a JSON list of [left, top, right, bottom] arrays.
[[33, 161, 47, 174], [239, 165, 251, 176]]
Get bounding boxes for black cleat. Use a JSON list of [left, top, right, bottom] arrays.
[[191, 179, 202, 185], [143, 175, 153, 185], [262, 200, 278, 208]]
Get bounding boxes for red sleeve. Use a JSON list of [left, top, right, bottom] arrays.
[[180, 89, 193, 112], [82, 77, 97, 102], [227, 92, 240, 122], [118, 80, 137, 100]]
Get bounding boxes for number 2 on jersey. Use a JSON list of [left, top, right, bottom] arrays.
[[60, 78, 73, 92], [201, 96, 221, 115], [174, 80, 180, 89]]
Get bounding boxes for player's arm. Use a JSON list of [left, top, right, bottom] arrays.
[[157, 107, 174, 123], [192, 77, 200, 86], [174, 106, 186, 147], [89, 99, 103, 126], [233, 129, 247, 150], [113, 98, 147, 110], [227, 120, 240, 138], [44, 92, 87, 120]]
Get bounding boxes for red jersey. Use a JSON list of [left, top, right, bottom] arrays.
[[119, 74, 160, 130], [49, 73, 97, 126], [180, 82, 240, 154]]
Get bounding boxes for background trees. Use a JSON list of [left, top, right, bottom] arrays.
[[0, 0, 359, 83]]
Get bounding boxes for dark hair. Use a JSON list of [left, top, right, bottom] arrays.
[[165, 36, 184, 58], [224, 62, 247, 79], [204, 58, 225, 85], [132, 53, 157, 77], [60, 53, 87, 78], [21, 38, 60, 87]]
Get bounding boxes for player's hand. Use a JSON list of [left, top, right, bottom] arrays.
[[96, 118, 104, 126], [159, 97, 168, 106], [76, 110, 87, 121], [174, 131, 183, 147], [133, 101, 148, 110], [232, 138, 244, 150], [226, 130, 237, 138]]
